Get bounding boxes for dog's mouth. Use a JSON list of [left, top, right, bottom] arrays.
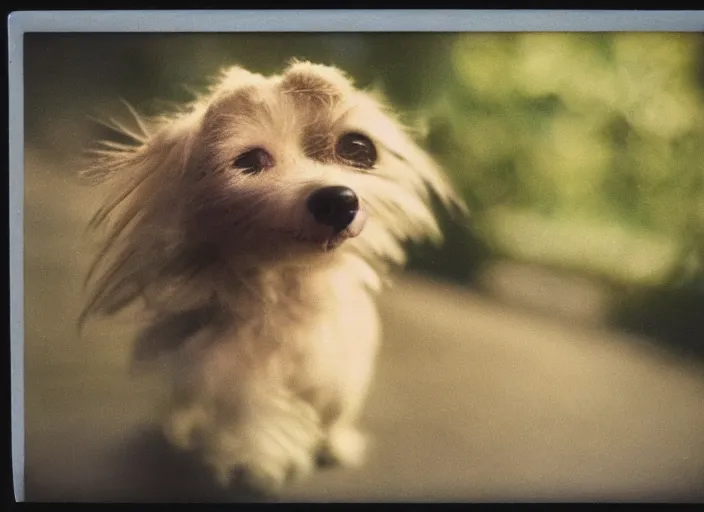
[[274, 209, 367, 251]]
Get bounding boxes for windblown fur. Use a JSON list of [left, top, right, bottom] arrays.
[[80, 60, 465, 492]]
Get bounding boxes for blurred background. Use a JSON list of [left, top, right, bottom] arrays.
[[23, 32, 704, 502]]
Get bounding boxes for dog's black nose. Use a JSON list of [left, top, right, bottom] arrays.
[[307, 186, 359, 233]]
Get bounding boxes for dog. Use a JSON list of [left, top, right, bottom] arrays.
[[80, 60, 465, 494]]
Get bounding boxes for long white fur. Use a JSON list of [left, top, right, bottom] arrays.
[[81, 60, 465, 493]]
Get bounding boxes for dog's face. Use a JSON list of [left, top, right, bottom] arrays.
[[184, 64, 376, 261], [82, 61, 463, 318], [164, 62, 460, 266]]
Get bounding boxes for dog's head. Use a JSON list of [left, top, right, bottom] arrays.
[[82, 61, 465, 320]]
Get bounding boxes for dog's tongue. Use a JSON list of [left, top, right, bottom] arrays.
[[343, 209, 367, 238]]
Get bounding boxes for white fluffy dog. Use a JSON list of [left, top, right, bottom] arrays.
[[80, 60, 464, 494]]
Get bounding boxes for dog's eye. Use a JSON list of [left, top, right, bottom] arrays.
[[335, 132, 377, 170], [232, 148, 274, 175]]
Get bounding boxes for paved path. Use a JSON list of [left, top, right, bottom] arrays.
[[21, 152, 704, 502]]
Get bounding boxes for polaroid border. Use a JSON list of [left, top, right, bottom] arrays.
[[8, 9, 704, 503]]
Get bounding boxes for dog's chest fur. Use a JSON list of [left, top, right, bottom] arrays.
[[159, 253, 381, 424]]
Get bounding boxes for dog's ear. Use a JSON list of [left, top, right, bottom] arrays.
[[79, 108, 202, 329], [390, 122, 468, 221], [84, 108, 198, 184]]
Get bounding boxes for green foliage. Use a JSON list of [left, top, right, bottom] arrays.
[[422, 33, 704, 288]]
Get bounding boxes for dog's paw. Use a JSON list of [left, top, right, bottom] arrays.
[[240, 453, 315, 494], [318, 426, 367, 469], [206, 433, 317, 493], [163, 405, 209, 451], [203, 402, 323, 493]]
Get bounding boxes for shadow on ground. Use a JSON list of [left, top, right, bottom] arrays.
[[25, 428, 277, 503]]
